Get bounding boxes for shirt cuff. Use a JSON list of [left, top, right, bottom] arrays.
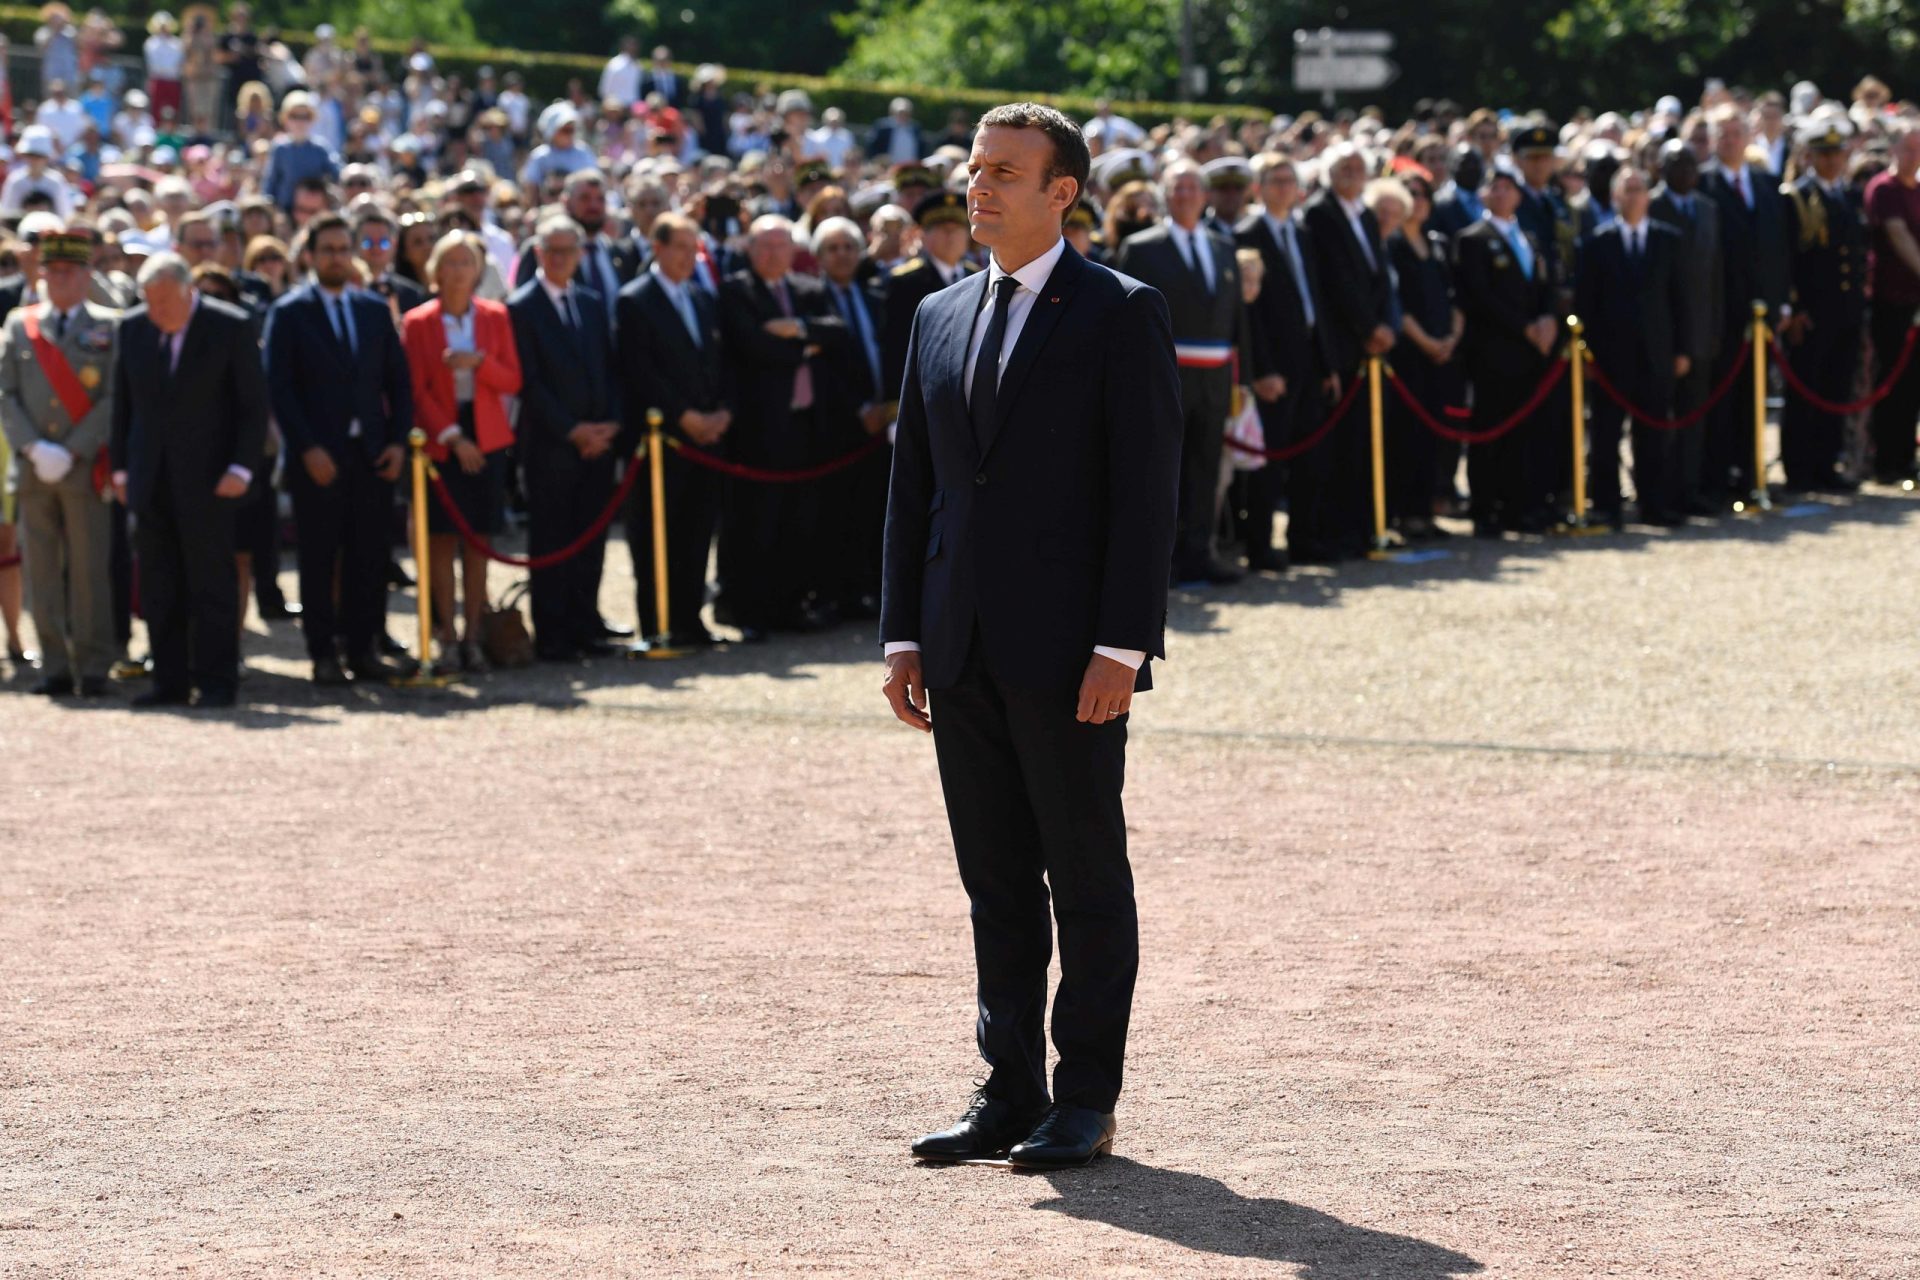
[[437, 425, 463, 446], [882, 641, 920, 657], [225, 464, 253, 484], [1093, 645, 1146, 670]]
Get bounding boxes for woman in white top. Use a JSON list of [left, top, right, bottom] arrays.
[[143, 11, 184, 125]]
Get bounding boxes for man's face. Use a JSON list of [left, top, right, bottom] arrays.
[[747, 226, 794, 280], [966, 124, 1074, 251], [1328, 154, 1366, 200], [459, 189, 488, 223], [1165, 170, 1206, 226], [143, 277, 193, 333], [291, 189, 329, 227], [1518, 151, 1556, 188], [537, 231, 581, 286], [357, 220, 395, 275], [654, 225, 697, 282], [815, 230, 862, 284], [1483, 176, 1522, 220], [1896, 131, 1920, 177], [1259, 165, 1301, 216], [921, 221, 968, 265], [176, 222, 218, 266], [43, 260, 88, 309], [1210, 181, 1250, 222], [1662, 147, 1699, 194], [1472, 121, 1501, 153], [1613, 171, 1650, 222], [310, 226, 355, 289], [1757, 102, 1784, 136], [1713, 118, 1749, 166], [1811, 149, 1848, 183]]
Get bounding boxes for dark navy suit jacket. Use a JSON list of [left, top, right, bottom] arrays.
[[263, 282, 414, 461], [880, 242, 1182, 696]]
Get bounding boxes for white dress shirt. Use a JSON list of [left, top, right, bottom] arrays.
[[1337, 193, 1377, 270], [887, 235, 1146, 672], [1264, 211, 1315, 327], [1166, 220, 1217, 293]]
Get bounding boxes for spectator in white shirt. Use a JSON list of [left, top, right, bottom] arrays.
[[807, 107, 856, 169], [599, 36, 642, 108], [36, 81, 91, 150], [0, 128, 75, 218]]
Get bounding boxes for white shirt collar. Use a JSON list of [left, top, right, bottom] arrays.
[[536, 268, 573, 309], [1487, 213, 1518, 233], [649, 260, 694, 296], [1337, 193, 1367, 219], [1618, 215, 1648, 234], [987, 234, 1066, 298]]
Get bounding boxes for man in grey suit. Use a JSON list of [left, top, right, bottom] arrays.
[[1115, 158, 1250, 585], [1650, 140, 1725, 513], [0, 230, 120, 696]]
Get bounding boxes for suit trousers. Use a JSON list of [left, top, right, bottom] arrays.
[[1705, 334, 1760, 495], [289, 450, 393, 662], [1173, 372, 1230, 573], [1780, 319, 1860, 486], [1670, 360, 1712, 507], [930, 633, 1138, 1114], [19, 472, 115, 680], [1868, 301, 1920, 480], [1586, 391, 1672, 519], [1467, 359, 1546, 525], [717, 409, 815, 628], [526, 450, 616, 649], [1387, 354, 1445, 522], [135, 458, 239, 696], [627, 445, 719, 640]]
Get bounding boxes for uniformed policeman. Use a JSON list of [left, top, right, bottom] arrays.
[[0, 229, 121, 695], [1511, 121, 1593, 515], [1201, 156, 1254, 239], [880, 188, 978, 397], [1779, 119, 1866, 492]]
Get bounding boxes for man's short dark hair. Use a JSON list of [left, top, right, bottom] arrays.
[[306, 211, 351, 245], [352, 205, 395, 236], [292, 175, 334, 206], [974, 101, 1090, 223], [651, 210, 699, 246]]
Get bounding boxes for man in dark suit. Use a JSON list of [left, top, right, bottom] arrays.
[[1455, 166, 1558, 534], [882, 103, 1181, 1171], [1303, 143, 1396, 557], [715, 214, 845, 638], [1429, 144, 1486, 241], [1237, 152, 1337, 570], [1575, 166, 1693, 525], [641, 46, 682, 108], [811, 214, 893, 618], [1700, 104, 1791, 499], [881, 190, 978, 402], [1115, 158, 1248, 584], [1513, 122, 1594, 507], [616, 212, 729, 647], [1650, 141, 1725, 513], [1779, 121, 1867, 492], [511, 170, 643, 301], [109, 253, 268, 708], [264, 212, 415, 684], [510, 214, 622, 660]]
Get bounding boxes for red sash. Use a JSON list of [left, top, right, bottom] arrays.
[[22, 304, 109, 496]]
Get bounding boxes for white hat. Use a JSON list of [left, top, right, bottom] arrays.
[[17, 125, 55, 158], [315, 22, 335, 39], [1655, 94, 1683, 119], [18, 210, 66, 240], [537, 101, 580, 138]]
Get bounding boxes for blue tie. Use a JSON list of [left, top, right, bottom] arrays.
[[839, 284, 881, 392], [330, 294, 356, 357], [1505, 224, 1534, 280], [672, 284, 700, 349]]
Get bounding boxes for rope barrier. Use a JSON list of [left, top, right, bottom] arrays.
[[667, 434, 889, 483], [428, 446, 647, 569], [0, 552, 19, 570], [1769, 324, 1920, 416], [1583, 341, 1750, 432], [1221, 372, 1365, 462], [1387, 356, 1569, 444]]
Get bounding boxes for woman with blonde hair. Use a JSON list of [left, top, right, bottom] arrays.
[[400, 231, 522, 670]]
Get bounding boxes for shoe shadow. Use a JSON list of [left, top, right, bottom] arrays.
[[1027, 1157, 1481, 1279]]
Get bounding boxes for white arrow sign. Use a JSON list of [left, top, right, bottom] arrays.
[[1293, 53, 1400, 93], [1292, 27, 1395, 54]]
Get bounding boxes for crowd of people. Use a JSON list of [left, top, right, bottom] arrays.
[[3, 5, 1920, 707]]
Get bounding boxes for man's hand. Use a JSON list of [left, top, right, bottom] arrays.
[[1780, 313, 1812, 344], [882, 649, 931, 732], [112, 474, 128, 505], [1674, 353, 1693, 379], [569, 422, 614, 458], [453, 437, 486, 474], [763, 317, 804, 340], [1527, 316, 1558, 356], [1075, 652, 1134, 725], [303, 445, 338, 487], [1323, 372, 1343, 399], [1365, 324, 1397, 356], [213, 471, 249, 498], [374, 444, 406, 482], [860, 402, 892, 435], [1252, 373, 1286, 402]]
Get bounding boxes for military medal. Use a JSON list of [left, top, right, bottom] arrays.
[[79, 365, 101, 390]]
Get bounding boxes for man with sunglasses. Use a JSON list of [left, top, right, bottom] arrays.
[[352, 206, 426, 316]]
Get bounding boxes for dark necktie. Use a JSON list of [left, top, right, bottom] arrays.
[[331, 296, 355, 358], [968, 275, 1019, 447], [1182, 230, 1213, 293], [54, 310, 67, 339]]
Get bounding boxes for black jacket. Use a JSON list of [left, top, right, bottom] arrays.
[[508, 278, 618, 468], [263, 283, 414, 460], [719, 270, 846, 466], [1453, 218, 1556, 383], [1575, 220, 1693, 407], [880, 243, 1182, 695], [1302, 189, 1394, 375], [1112, 221, 1249, 418], [881, 255, 975, 404], [1235, 211, 1335, 381], [614, 271, 725, 448], [1649, 186, 1725, 363], [1700, 162, 1791, 331]]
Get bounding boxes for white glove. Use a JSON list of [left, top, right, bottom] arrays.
[[27, 440, 74, 484]]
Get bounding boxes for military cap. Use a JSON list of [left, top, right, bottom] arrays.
[[913, 188, 969, 229], [36, 230, 91, 266], [1090, 147, 1155, 190], [1201, 156, 1253, 189], [890, 162, 937, 190], [1799, 117, 1853, 151], [794, 159, 834, 188], [1065, 200, 1099, 231], [1510, 122, 1558, 155]]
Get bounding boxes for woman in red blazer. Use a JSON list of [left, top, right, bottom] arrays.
[[402, 231, 522, 672]]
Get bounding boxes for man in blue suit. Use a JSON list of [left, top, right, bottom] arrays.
[[881, 103, 1182, 1171], [264, 212, 415, 685]]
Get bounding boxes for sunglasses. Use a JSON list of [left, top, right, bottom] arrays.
[[360, 236, 393, 250]]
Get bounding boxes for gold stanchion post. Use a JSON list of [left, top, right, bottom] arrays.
[[1559, 316, 1608, 536], [1365, 356, 1393, 559], [637, 408, 688, 659], [1737, 300, 1773, 514], [394, 428, 453, 687]]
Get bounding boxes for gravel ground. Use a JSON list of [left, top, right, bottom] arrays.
[[2, 488, 1916, 1278]]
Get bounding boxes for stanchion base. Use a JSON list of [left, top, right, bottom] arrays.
[[1554, 519, 1613, 537], [391, 667, 457, 689], [1732, 491, 1774, 516], [1365, 546, 1398, 562], [631, 637, 691, 660]]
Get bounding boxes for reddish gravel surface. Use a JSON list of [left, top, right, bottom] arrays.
[[3, 492, 1917, 1278]]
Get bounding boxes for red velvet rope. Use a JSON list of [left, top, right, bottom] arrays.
[[667, 434, 889, 483], [1769, 325, 1920, 416], [1387, 357, 1570, 444], [1221, 372, 1364, 461], [1583, 341, 1750, 432], [427, 450, 646, 569], [0, 552, 19, 569]]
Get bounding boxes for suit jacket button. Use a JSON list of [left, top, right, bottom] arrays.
[[974, 472, 986, 486]]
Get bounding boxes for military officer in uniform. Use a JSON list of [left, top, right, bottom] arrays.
[[1779, 119, 1867, 492], [881, 189, 978, 398], [1201, 156, 1254, 240], [0, 230, 121, 695], [1512, 122, 1592, 512]]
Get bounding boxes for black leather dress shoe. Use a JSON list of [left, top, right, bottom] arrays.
[[194, 688, 237, 709], [312, 657, 351, 687], [1246, 546, 1289, 573], [76, 676, 109, 697], [130, 687, 192, 709], [258, 599, 302, 621], [912, 1089, 1049, 1162], [1007, 1104, 1117, 1169], [30, 674, 75, 696], [535, 642, 583, 662], [345, 651, 400, 682]]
